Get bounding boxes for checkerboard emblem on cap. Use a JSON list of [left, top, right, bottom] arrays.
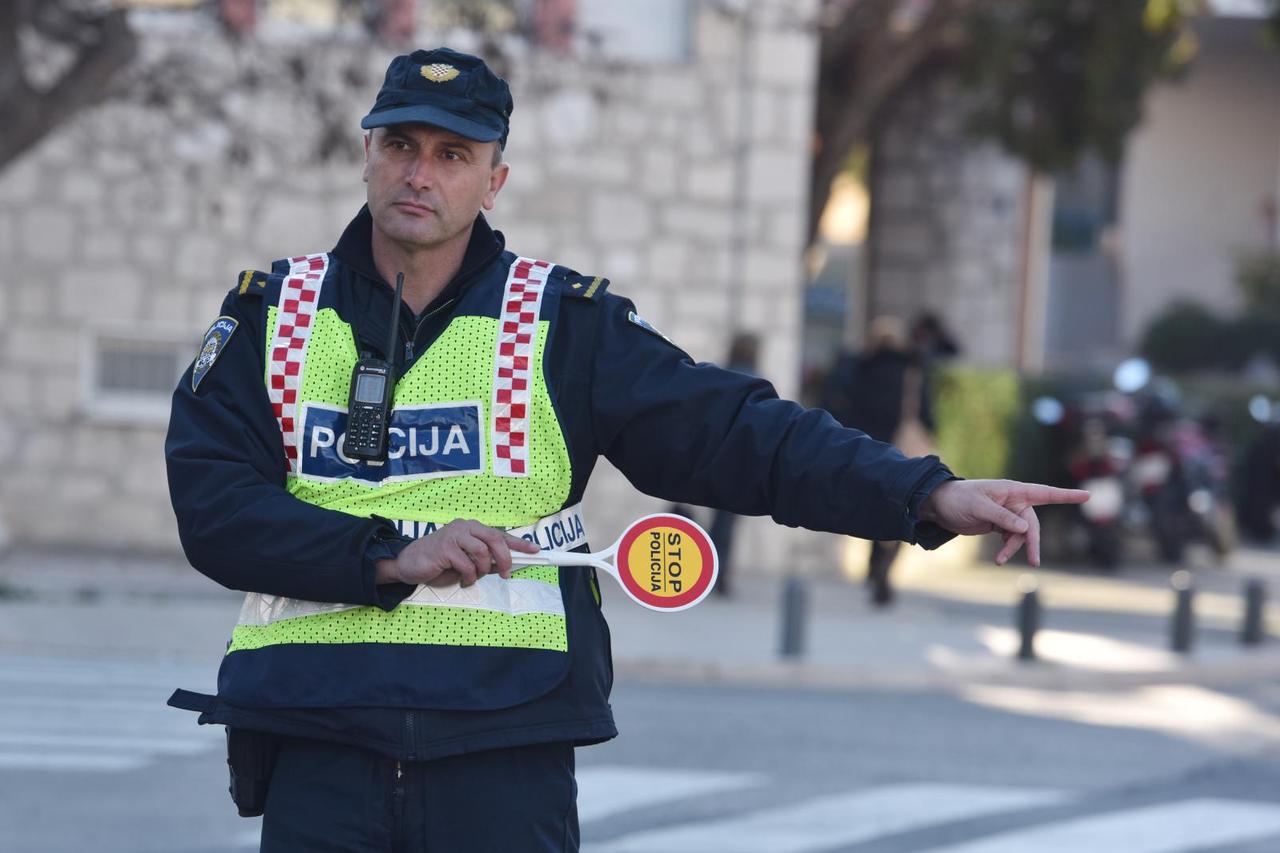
[[421, 63, 460, 83]]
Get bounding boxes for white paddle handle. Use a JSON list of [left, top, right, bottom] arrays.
[[512, 551, 613, 573]]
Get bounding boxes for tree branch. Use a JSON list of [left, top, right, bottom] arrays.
[[808, 0, 980, 244], [0, 1, 27, 107], [0, 6, 137, 173]]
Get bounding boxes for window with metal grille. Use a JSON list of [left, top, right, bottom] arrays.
[[97, 340, 185, 395], [87, 336, 190, 423]]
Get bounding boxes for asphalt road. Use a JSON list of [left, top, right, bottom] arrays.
[[1, 652, 1279, 853]]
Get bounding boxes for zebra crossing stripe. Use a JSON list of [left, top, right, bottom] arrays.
[[0, 666, 210, 689], [588, 783, 1067, 853], [0, 732, 214, 754], [0, 696, 169, 713], [576, 766, 764, 823], [233, 826, 264, 849], [918, 798, 1280, 853], [0, 656, 221, 774], [0, 752, 147, 772]]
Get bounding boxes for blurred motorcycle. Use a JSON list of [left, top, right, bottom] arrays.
[[1034, 395, 1129, 570], [1127, 394, 1235, 564], [1168, 415, 1236, 559], [1067, 412, 1130, 570], [1032, 379, 1235, 569], [1128, 429, 1186, 563]]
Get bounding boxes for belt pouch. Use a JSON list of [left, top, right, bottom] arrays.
[[226, 727, 282, 818]]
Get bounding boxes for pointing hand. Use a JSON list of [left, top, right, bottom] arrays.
[[919, 480, 1090, 567]]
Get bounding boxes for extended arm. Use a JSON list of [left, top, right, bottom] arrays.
[[590, 298, 956, 547], [588, 297, 1089, 563]]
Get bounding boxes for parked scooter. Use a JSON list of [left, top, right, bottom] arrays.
[[1066, 417, 1128, 570], [1167, 414, 1236, 559], [1125, 390, 1235, 564], [1033, 395, 1130, 570], [1128, 420, 1187, 563], [1032, 374, 1236, 569]]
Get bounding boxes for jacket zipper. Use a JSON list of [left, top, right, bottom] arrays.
[[392, 759, 405, 828], [404, 710, 416, 761], [399, 298, 455, 368]]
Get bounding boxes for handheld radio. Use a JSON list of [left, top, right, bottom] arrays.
[[344, 272, 404, 462]]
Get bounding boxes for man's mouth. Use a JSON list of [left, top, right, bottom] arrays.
[[394, 200, 435, 215]]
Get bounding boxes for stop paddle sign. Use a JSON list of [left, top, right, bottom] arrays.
[[512, 513, 719, 612]]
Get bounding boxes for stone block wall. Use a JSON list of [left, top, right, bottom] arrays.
[[864, 74, 1031, 367], [0, 1, 840, 576]]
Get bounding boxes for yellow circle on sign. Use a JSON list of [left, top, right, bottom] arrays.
[[625, 527, 704, 600]]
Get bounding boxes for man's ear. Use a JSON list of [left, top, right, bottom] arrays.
[[482, 161, 510, 211], [362, 131, 373, 183]]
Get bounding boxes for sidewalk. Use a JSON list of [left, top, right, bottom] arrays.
[[599, 535, 1280, 690], [2, 541, 1279, 692]]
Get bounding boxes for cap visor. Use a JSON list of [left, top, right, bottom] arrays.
[[360, 105, 502, 142]]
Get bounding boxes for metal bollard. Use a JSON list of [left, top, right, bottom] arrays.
[[1242, 578, 1267, 646], [779, 576, 807, 658], [1171, 570, 1195, 654], [1016, 575, 1040, 662]]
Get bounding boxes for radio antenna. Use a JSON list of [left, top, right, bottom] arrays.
[[387, 272, 404, 362]]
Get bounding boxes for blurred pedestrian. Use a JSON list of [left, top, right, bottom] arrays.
[[1238, 421, 1280, 542], [709, 332, 760, 597], [823, 316, 935, 606], [911, 311, 960, 366]]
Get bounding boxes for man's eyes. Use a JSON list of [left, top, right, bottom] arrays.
[[382, 140, 468, 161]]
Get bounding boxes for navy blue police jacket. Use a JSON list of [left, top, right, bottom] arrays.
[[165, 206, 957, 761]]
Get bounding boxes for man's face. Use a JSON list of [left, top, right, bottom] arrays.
[[363, 124, 508, 253]]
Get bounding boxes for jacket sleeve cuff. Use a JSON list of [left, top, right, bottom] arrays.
[[362, 523, 416, 612], [904, 466, 962, 550]]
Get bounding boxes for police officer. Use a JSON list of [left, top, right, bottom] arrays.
[[166, 47, 1087, 852]]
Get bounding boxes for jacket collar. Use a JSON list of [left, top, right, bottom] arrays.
[[334, 205, 506, 359]]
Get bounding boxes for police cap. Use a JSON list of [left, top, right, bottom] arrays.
[[360, 47, 513, 147]]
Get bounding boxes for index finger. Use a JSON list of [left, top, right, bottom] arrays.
[[505, 532, 541, 554], [470, 526, 539, 554], [1015, 484, 1091, 506]]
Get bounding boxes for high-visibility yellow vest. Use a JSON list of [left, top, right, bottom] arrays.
[[229, 254, 576, 658]]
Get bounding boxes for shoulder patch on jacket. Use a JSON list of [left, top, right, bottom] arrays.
[[627, 310, 673, 344], [562, 274, 610, 301], [191, 316, 239, 392], [235, 269, 271, 297]]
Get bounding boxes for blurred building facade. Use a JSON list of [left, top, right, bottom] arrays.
[[860, 10, 1280, 372], [0, 0, 837, 570], [1119, 15, 1280, 345]]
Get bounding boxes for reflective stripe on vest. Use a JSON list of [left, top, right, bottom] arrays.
[[492, 257, 553, 477], [234, 502, 588, 630], [267, 253, 329, 472]]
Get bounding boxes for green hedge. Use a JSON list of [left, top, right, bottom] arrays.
[[1141, 302, 1280, 373], [932, 366, 1021, 480]]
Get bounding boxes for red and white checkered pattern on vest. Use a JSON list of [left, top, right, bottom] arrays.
[[268, 254, 329, 471], [491, 257, 553, 477]]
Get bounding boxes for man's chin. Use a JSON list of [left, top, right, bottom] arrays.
[[374, 217, 442, 249]]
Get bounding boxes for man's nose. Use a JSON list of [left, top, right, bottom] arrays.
[[405, 154, 435, 190]]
